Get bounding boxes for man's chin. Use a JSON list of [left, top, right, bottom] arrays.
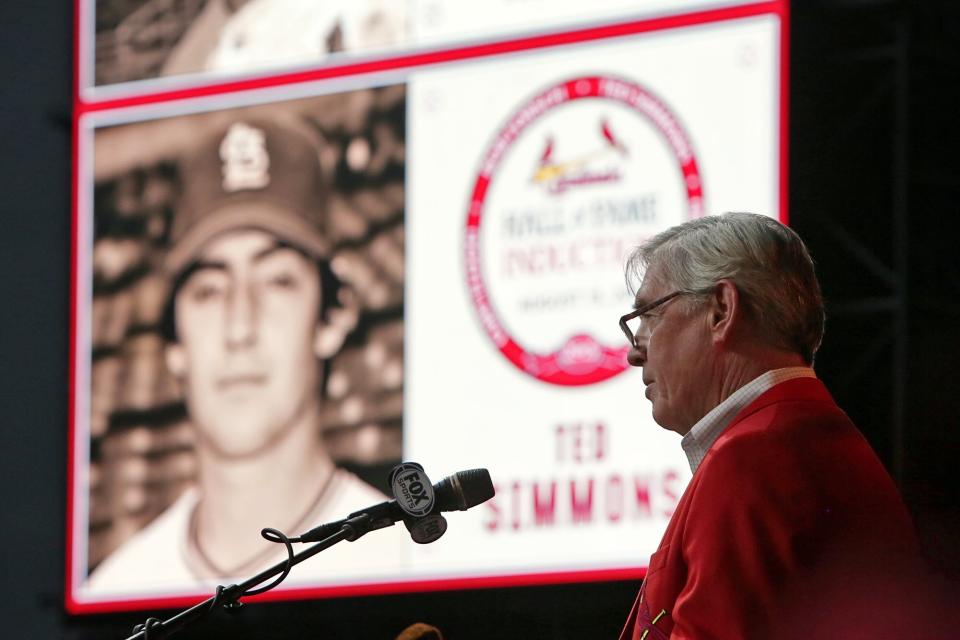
[[650, 407, 685, 435], [194, 420, 288, 460], [198, 438, 275, 461]]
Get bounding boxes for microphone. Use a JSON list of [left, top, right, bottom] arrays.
[[297, 466, 494, 544], [391, 462, 449, 544]]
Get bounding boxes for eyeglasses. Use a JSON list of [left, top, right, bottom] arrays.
[[619, 290, 688, 349]]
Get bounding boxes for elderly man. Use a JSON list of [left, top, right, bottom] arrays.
[[618, 213, 918, 639]]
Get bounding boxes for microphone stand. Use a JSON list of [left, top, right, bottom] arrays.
[[123, 513, 375, 640]]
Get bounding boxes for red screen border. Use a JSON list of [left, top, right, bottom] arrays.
[[66, 0, 789, 614]]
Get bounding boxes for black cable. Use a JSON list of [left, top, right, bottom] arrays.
[[243, 527, 295, 597], [131, 527, 295, 635], [124, 515, 372, 639]]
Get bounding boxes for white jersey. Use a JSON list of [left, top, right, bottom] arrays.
[[84, 470, 407, 598]]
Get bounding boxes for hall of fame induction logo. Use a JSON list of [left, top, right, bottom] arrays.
[[464, 76, 704, 386]]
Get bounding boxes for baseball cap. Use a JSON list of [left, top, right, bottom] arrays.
[[165, 118, 331, 277]]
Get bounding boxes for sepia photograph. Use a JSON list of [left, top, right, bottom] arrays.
[[79, 84, 408, 597], [91, 0, 408, 87]]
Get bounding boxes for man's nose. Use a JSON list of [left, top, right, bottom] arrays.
[[627, 343, 646, 368], [627, 327, 647, 367], [225, 283, 257, 349]]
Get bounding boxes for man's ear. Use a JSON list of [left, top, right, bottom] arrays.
[[165, 343, 187, 378], [709, 279, 741, 345], [314, 286, 360, 359]]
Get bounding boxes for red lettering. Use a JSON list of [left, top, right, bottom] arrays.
[[662, 469, 681, 518], [570, 478, 594, 524], [572, 423, 583, 463], [605, 474, 624, 523], [482, 470, 685, 534], [555, 421, 607, 464], [510, 480, 522, 530], [503, 248, 533, 276], [633, 476, 653, 518], [595, 422, 607, 460], [554, 424, 565, 462], [501, 239, 628, 276], [532, 480, 557, 526], [483, 485, 501, 532]]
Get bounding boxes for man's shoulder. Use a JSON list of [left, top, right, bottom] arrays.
[[695, 378, 905, 523], [695, 378, 876, 495], [734, 376, 842, 423], [715, 377, 853, 452], [308, 468, 392, 528], [326, 469, 389, 511], [84, 488, 197, 593]]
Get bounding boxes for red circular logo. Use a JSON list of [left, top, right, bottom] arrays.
[[465, 76, 703, 386]]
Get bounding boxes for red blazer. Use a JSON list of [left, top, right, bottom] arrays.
[[619, 378, 917, 639]]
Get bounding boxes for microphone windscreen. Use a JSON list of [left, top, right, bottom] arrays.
[[395, 622, 443, 640], [435, 468, 495, 511], [458, 468, 496, 507]]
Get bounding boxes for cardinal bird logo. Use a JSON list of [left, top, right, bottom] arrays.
[[601, 118, 628, 155], [219, 122, 271, 192], [532, 118, 629, 192]]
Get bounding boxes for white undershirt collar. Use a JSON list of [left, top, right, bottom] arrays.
[[680, 367, 817, 474]]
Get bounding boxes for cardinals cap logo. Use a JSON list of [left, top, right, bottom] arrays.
[[219, 122, 271, 192]]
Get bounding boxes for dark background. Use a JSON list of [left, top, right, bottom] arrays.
[[1, 1, 957, 637]]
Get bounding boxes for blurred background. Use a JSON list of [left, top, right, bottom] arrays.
[[91, 0, 406, 85], [1, 1, 958, 638]]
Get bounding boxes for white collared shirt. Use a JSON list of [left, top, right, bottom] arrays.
[[680, 367, 817, 474]]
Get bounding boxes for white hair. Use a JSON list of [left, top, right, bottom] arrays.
[[626, 212, 825, 364]]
